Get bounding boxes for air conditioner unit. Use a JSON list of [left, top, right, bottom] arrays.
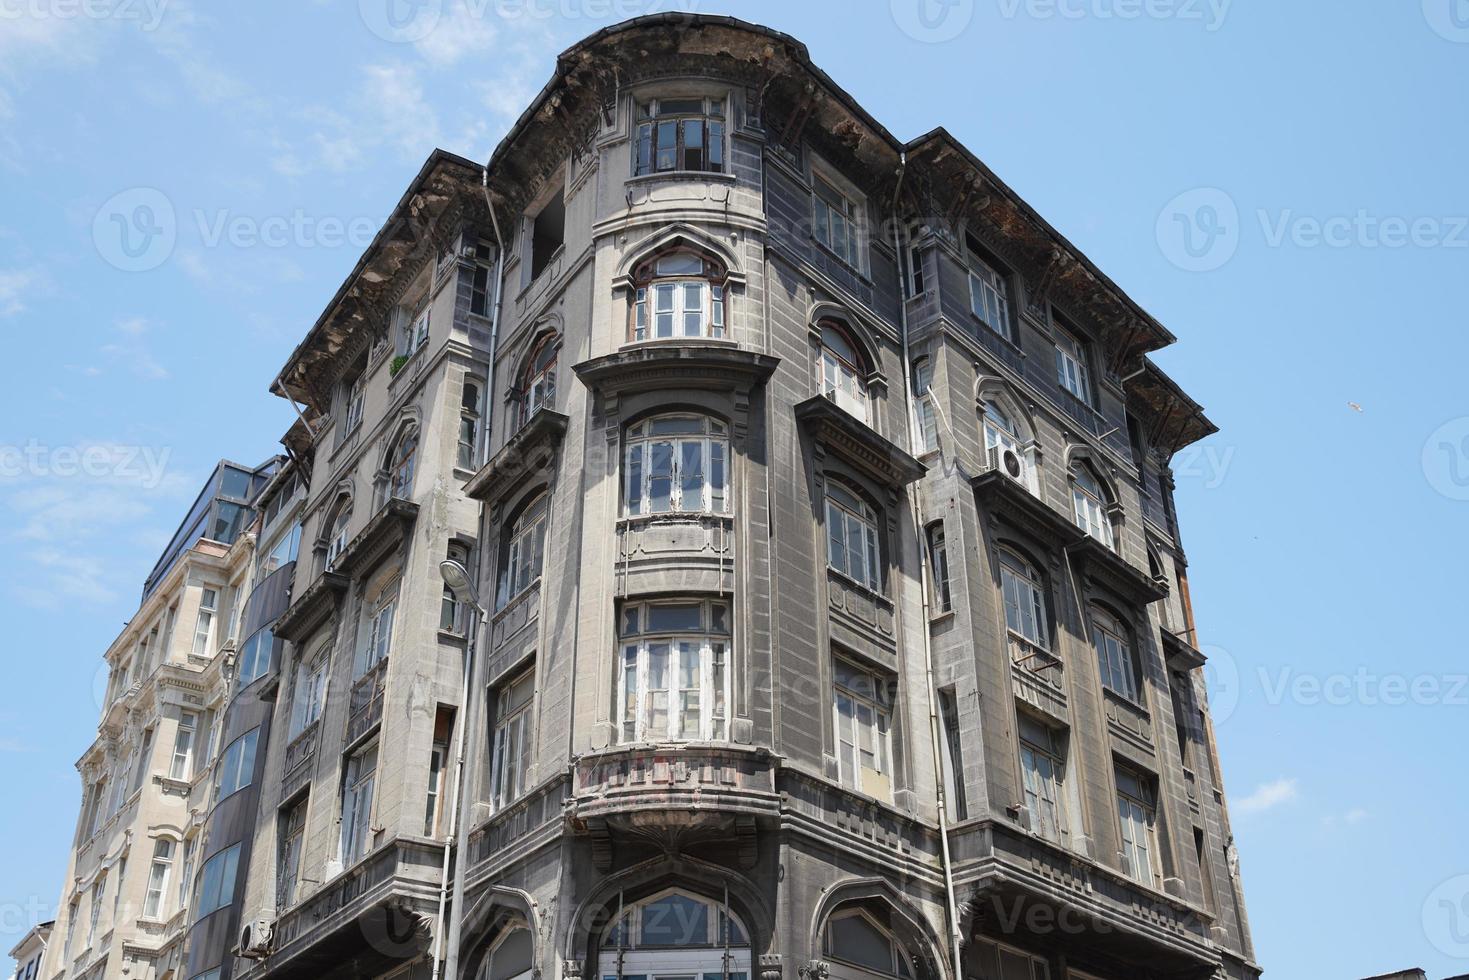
[[239, 918, 275, 960], [988, 445, 1026, 484]]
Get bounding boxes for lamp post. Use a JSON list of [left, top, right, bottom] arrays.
[[433, 559, 487, 980]]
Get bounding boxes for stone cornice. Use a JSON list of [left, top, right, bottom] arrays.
[[275, 571, 349, 644], [464, 410, 570, 503], [1066, 535, 1168, 605], [794, 396, 925, 487]]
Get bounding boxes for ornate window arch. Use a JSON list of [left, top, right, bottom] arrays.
[[384, 424, 419, 502], [597, 888, 750, 980], [817, 319, 873, 423], [630, 248, 728, 342], [976, 380, 1037, 491]]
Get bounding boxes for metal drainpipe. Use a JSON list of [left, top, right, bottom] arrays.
[[891, 153, 966, 980], [479, 167, 509, 463]]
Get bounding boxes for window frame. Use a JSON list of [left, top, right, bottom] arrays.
[[489, 668, 536, 810], [832, 656, 895, 801], [387, 429, 418, 502], [912, 357, 938, 454], [1116, 764, 1162, 888], [812, 173, 865, 271], [1071, 463, 1114, 549], [191, 588, 217, 657], [518, 333, 558, 423], [821, 908, 913, 980], [324, 500, 352, 569], [216, 729, 260, 801], [277, 797, 307, 909], [966, 237, 1013, 339], [193, 843, 241, 921], [1055, 323, 1093, 405], [634, 95, 727, 176], [617, 599, 732, 744], [825, 481, 883, 594], [170, 710, 198, 781], [623, 415, 730, 518], [340, 742, 379, 865], [1017, 713, 1067, 844], [630, 251, 728, 343], [289, 648, 329, 739], [1092, 606, 1142, 704], [498, 495, 547, 609], [143, 838, 175, 919], [998, 548, 1049, 651], [817, 320, 871, 423], [927, 523, 951, 614], [355, 590, 396, 679], [460, 377, 484, 468]]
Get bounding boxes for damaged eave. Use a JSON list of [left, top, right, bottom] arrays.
[[1127, 357, 1219, 458], [271, 149, 487, 412], [904, 129, 1176, 362]]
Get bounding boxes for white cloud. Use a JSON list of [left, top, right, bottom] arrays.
[[66, 317, 170, 380], [1234, 777, 1298, 815], [1322, 807, 1369, 829], [0, 266, 45, 317], [415, 0, 498, 68], [362, 62, 442, 159]]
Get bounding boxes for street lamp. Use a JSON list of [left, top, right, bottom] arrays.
[[433, 558, 486, 980]]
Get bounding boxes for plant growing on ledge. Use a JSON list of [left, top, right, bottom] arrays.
[[390, 354, 409, 377]]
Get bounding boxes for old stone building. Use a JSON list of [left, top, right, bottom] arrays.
[[47, 14, 1257, 980], [41, 459, 276, 980]]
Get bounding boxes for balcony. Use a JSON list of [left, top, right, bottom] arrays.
[[568, 744, 781, 870], [346, 659, 388, 746], [1008, 633, 1067, 722], [616, 512, 736, 598], [464, 409, 569, 504]]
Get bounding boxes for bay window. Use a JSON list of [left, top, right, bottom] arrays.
[[236, 627, 273, 689], [634, 96, 725, 175], [194, 844, 240, 920], [825, 482, 881, 592], [618, 599, 730, 743], [833, 657, 893, 800], [624, 415, 729, 516], [631, 251, 726, 342]]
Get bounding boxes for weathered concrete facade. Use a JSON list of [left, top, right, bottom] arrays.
[[220, 15, 1258, 980]]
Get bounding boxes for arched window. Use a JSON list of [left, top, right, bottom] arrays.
[[821, 908, 914, 980], [519, 334, 557, 426], [624, 415, 729, 516], [1070, 462, 1113, 549], [618, 599, 730, 743], [598, 888, 749, 980], [982, 397, 1020, 460], [818, 320, 870, 423], [1092, 606, 1142, 703], [442, 542, 472, 631], [474, 924, 534, 980], [998, 549, 1048, 652], [497, 495, 547, 609], [825, 482, 881, 593], [324, 498, 352, 569], [387, 430, 418, 501], [631, 250, 727, 342]]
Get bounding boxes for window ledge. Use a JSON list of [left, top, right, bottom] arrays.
[[627, 170, 737, 187], [827, 566, 892, 608]]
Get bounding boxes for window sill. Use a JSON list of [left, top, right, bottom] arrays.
[[627, 169, 736, 187], [826, 566, 891, 607], [928, 608, 955, 626], [621, 335, 737, 350]]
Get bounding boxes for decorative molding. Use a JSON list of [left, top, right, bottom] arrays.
[[464, 410, 570, 504], [793, 396, 924, 487]]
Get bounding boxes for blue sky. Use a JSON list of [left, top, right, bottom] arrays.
[[1, 1, 1466, 976]]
